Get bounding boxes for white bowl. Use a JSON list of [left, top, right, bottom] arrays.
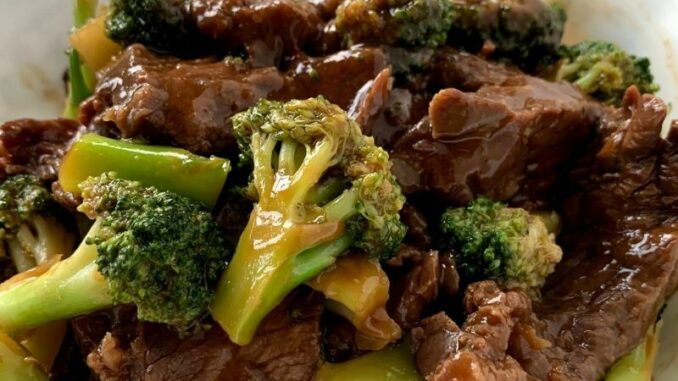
[[0, 0, 675, 379]]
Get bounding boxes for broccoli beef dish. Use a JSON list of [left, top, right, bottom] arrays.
[[0, 0, 676, 380]]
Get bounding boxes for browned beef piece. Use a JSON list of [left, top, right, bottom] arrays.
[[275, 47, 389, 110], [0, 118, 82, 182], [399, 204, 431, 248], [187, 0, 324, 67], [74, 291, 323, 381], [83, 44, 286, 155], [508, 87, 678, 381], [428, 49, 524, 92], [85, 45, 387, 155], [387, 246, 460, 330], [411, 282, 532, 381], [347, 68, 392, 135], [389, 65, 601, 205], [321, 314, 361, 363], [0, 256, 16, 283]]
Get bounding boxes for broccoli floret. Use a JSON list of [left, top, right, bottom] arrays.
[[211, 97, 406, 345], [447, 0, 567, 71], [556, 41, 660, 105], [59, 134, 231, 209], [335, 0, 454, 47], [0, 175, 74, 272], [0, 173, 230, 333], [106, 0, 204, 56], [335, 0, 565, 71], [439, 198, 562, 296]]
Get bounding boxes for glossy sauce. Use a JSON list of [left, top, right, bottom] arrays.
[[308, 254, 402, 350]]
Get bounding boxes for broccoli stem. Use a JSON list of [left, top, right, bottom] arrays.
[[18, 321, 68, 373], [315, 338, 422, 381], [305, 177, 347, 204], [210, 227, 353, 345], [64, 0, 98, 119], [0, 220, 111, 334], [73, 0, 98, 27], [0, 332, 48, 381], [6, 237, 37, 273], [211, 133, 358, 345], [59, 134, 231, 208], [63, 49, 92, 119]]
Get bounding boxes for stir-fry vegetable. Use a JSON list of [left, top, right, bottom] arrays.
[[0, 175, 74, 272], [308, 255, 401, 350], [439, 197, 563, 297], [211, 97, 407, 345], [0, 332, 48, 381], [70, 14, 121, 72], [59, 134, 231, 209], [0, 174, 230, 332], [316, 339, 422, 381], [64, 0, 99, 118], [556, 40, 659, 105], [605, 323, 662, 381]]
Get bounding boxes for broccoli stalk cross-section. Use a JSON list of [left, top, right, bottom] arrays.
[[210, 97, 407, 345], [0, 173, 230, 333], [556, 41, 659, 105], [439, 198, 562, 297]]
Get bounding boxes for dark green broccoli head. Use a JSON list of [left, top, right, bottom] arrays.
[[0, 175, 52, 238], [335, 0, 454, 47], [557, 41, 660, 105], [79, 173, 230, 327], [107, 0, 204, 56], [448, 0, 567, 72], [439, 197, 562, 296]]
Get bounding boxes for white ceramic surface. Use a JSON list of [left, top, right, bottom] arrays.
[[0, 0, 675, 379]]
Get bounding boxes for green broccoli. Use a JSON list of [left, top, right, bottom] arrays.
[[210, 97, 407, 345], [0, 175, 74, 273], [107, 0, 206, 56], [0, 173, 230, 333], [447, 0, 567, 71], [335, 0, 565, 71], [335, 0, 454, 47], [59, 134, 231, 209], [439, 198, 562, 296], [556, 41, 659, 105], [605, 323, 661, 381], [64, 0, 98, 119]]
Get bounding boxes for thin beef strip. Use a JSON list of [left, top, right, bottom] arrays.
[[76, 290, 324, 381], [82, 44, 286, 155], [274, 46, 389, 110], [187, 0, 324, 66], [387, 246, 460, 330], [509, 87, 678, 381], [389, 59, 601, 206], [84, 45, 388, 155]]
